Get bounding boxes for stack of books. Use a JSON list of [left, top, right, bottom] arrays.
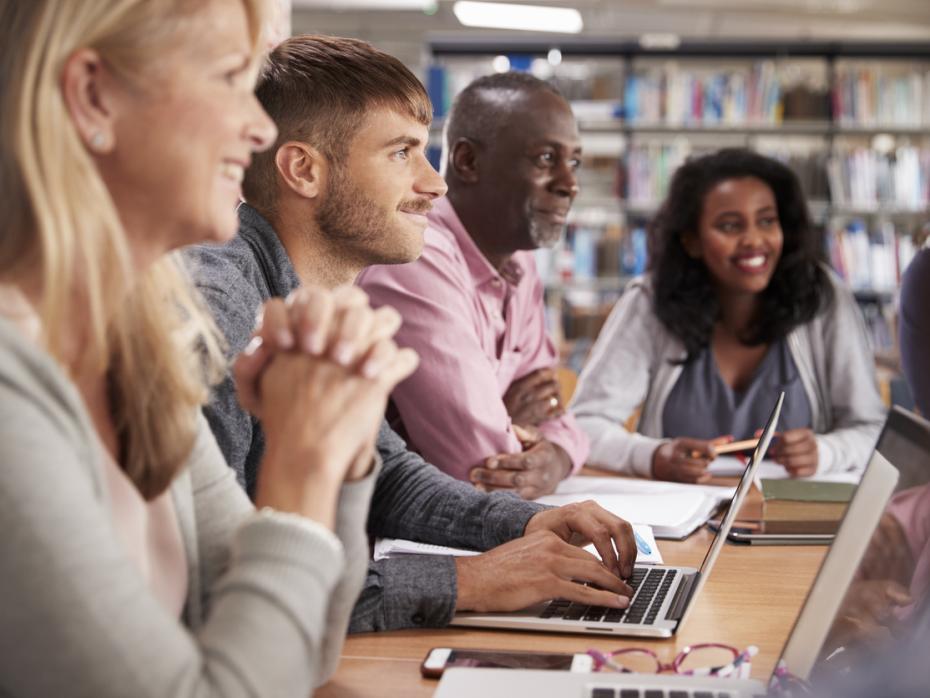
[[737, 478, 857, 531]]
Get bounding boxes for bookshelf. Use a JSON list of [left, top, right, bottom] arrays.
[[426, 39, 930, 404]]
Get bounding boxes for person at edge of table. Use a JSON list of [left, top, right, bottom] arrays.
[[357, 71, 590, 500], [186, 35, 638, 635], [810, 245, 930, 692], [810, 239, 930, 698], [570, 148, 886, 483], [0, 0, 424, 696]]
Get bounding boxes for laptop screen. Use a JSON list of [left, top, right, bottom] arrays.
[[696, 392, 784, 578], [772, 407, 930, 686], [673, 393, 784, 632]]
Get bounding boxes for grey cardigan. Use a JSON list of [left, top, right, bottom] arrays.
[[186, 203, 545, 633], [0, 317, 378, 697], [571, 273, 887, 477]]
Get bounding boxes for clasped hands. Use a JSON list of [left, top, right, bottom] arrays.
[[470, 368, 571, 499], [236, 285, 417, 523]]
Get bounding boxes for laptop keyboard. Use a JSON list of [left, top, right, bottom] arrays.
[[539, 567, 678, 625], [588, 690, 733, 698]]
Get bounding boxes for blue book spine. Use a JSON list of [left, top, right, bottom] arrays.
[[427, 64, 447, 119]]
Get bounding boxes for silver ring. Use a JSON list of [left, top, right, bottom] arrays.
[[549, 396, 559, 409]]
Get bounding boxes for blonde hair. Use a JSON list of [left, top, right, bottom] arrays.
[[0, 0, 268, 499]]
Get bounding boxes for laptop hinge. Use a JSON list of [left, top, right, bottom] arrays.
[[666, 571, 700, 621]]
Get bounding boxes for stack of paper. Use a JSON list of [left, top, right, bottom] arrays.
[[536, 477, 735, 540], [375, 522, 664, 565]]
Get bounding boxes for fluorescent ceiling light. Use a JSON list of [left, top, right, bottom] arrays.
[[293, 0, 435, 9], [453, 1, 584, 33]]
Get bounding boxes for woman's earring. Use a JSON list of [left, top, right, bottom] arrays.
[[89, 132, 107, 152]]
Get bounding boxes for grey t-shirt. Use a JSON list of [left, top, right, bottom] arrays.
[[662, 338, 812, 440]]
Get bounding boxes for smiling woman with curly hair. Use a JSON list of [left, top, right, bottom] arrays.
[[571, 148, 886, 483]]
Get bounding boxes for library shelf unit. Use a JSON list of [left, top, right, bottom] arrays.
[[427, 38, 930, 403]]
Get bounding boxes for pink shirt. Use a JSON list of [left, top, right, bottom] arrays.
[[358, 196, 589, 482]]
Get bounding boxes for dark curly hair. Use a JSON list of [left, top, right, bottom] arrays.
[[649, 148, 832, 361]]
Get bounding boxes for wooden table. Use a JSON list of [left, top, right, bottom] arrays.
[[318, 531, 826, 697]]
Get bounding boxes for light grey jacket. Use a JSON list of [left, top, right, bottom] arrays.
[[0, 317, 377, 698], [571, 272, 887, 477]]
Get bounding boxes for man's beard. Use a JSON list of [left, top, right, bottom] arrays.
[[316, 165, 430, 264], [316, 165, 385, 250], [526, 201, 566, 249]]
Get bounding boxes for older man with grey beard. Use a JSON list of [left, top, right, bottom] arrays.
[[359, 71, 588, 500]]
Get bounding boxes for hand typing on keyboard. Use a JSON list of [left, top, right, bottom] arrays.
[[541, 568, 677, 625], [454, 531, 633, 613], [523, 500, 639, 579]]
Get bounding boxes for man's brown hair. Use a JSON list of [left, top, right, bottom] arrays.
[[242, 34, 432, 215]]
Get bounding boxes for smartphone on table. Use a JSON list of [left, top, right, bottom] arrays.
[[420, 647, 594, 678]]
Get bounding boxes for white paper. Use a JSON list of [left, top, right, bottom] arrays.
[[539, 490, 708, 530], [374, 522, 663, 565], [536, 476, 736, 539], [373, 538, 482, 560], [550, 474, 736, 502]]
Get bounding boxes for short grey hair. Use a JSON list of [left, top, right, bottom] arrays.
[[442, 71, 562, 173]]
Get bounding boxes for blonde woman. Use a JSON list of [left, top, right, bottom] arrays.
[[0, 1, 417, 696]]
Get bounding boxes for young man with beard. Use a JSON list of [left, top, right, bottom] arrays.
[[358, 72, 588, 500], [187, 36, 636, 633]]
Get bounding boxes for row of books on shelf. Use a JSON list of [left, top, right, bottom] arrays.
[[616, 144, 930, 211], [585, 64, 930, 127], [535, 225, 649, 289], [622, 61, 787, 126], [826, 219, 918, 292], [826, 145, 930, 211], [541, 221, 914, 352], [622, 142, 690, 206], [834, 65, 930, 128], [579, 66, 930, 128], [537, 217, 919, 299], [431, 60, 930, 128]]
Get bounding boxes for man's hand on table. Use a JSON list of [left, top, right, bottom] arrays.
[[454, 500, 638, 613], [468, 433, 572, 499]]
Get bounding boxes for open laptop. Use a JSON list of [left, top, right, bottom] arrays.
[[450, 393, 784, 639], [435, 407, 925, 697]]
